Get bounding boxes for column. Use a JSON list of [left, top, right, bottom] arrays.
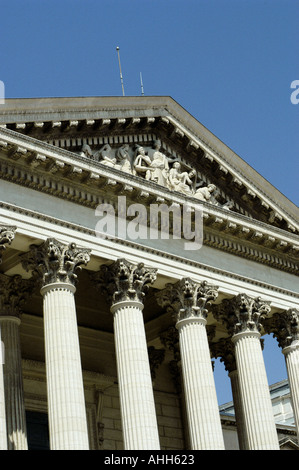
[[0, 274, 33, 450], [0, 324, 5, 450], [216, 294, 279, 450], [157, 278, 225, 450], [266, 308, 299, 439], [211, 338, 247, 450], [93, 258, 160, 450], [0, 226, 16, 451], [23, 238, 91, 450]]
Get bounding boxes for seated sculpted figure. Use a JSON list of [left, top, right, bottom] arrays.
[[194, 183, 217, 202], [133, 146, 152, 180], [95, 144, 117, 167], [80, 143, 94, 158], [116, 144, 132, 174], [169, 162, 196, 195], [149, 140, 170, 187]]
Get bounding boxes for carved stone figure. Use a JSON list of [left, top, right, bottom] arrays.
[[133, 146, 152, 180], [169, 162, 195, 195], [80, 144, 94, 159], [96, 144, 117, 167], [194, 184, 216, 202], [116, 144, 132, 174], [149, 140, 170, 187]]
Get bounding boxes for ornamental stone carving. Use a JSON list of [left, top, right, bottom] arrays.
[[212, 293, 271, 336], [78, 141, 227, 207], [264, 308, 299, 349], [92, 258, 157, 305], [0, 274, 34, 318], [0, 225, 16, 262], [148, 346, 165, 381], [22, 238, 91, 287], [156, 278, 218, 322], [210, 338, 237, 373]]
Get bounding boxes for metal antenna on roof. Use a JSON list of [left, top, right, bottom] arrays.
[[140, 72, 145, 96], [116, 47, 125, 96]]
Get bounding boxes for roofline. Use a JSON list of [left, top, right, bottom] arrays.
[[0, 95, 298, 219]]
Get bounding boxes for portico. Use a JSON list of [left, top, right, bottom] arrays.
[[0, 96, 298, 450]]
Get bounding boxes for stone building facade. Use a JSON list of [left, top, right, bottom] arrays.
[[0, 96, 298, 450]]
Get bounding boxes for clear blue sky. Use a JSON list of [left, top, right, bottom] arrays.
[[1, 0, 298, 404]]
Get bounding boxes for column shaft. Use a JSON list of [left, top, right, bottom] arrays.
[[283, 345, 299, 438], [0, 317, 27, 450], [233, 331, 279, 450], [228, 369, 247, 450], [112, 300, 160, 450], [42, 283, 89, 450], [178, 318, 224, 450], [0, 326, 7, 450]]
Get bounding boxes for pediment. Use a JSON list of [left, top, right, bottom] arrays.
[[0, 96, 298, 236]]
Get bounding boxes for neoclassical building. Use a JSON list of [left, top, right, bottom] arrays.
[[0, 96, 298, 450]]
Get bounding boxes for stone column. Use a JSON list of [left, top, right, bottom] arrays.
[[0, 226, 16, 451], [211, 337, 247, 450], [93, 259, 160, 450], [215, 294, 279, 450], [157, 278, 225, 450], [265, 308, 299, 439], [23, 238, 91, 450], [0, 274, 33, 450]]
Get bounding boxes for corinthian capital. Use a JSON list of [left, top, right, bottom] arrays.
[[92, 258, 157, 304], [22, 238, 90, 287], [0, 273, 34, 318], [264, 308, 299, 349], [0, 225, 16, 262], [156, 278, 218, 323], [212, 293, 271, 336]]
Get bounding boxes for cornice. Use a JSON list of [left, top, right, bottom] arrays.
[[1, 97, 298, 231], [1, 200, 298, 301], [0, 127, 298, 275]]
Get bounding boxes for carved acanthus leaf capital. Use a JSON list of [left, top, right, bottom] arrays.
[[212, 293, 271, 336], [148, 346, 165, 380], [210, 338, 237, 373], [22, 238, 90, 287], [0, 274, 35, 318], [156, 278, 218, 323], [264, 308, 299, 349], [92, 258, 157, 305]]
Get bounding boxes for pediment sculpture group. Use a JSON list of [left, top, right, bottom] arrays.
[[80, 139, 219, 203]]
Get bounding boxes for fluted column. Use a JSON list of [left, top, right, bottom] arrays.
[[23, 238, 90, 450], [0, 225, 16, 451], [157, 278, 224, 450], [216, 294, 279, 450], [265, 308, 299, 439], [0, 326, 5, 450], [93, 259, 160, 450], [211, 338, 247, 450], [0, 274, 33, 450]]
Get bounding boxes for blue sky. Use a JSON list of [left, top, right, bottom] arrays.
[[0, 0, 298, 404]]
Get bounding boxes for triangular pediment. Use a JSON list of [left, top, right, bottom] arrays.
[[0, 96, 299, 276], [0, 96, 298, 235]]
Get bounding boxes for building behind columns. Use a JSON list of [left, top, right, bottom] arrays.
[[0, 96, 298, 451]]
